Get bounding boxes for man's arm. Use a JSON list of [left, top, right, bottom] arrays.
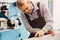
[[20, 12, 41, 33], [35, 2, 54, 37], [40, 2, 53, 33]]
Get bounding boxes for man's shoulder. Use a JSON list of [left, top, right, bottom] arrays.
[[30, 0, 45, 6]]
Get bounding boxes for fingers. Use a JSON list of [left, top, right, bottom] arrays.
[[35, 33, 43, 37], [51, 31, 55, 36], [35, 32, 40, 37], [35, 32, 44, 37], [35, 30, 44, 37], [46, 30, 55, 36]]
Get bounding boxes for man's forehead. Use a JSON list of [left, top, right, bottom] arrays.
[[18, 0, 29, 4], [20, 4, 27, 10]]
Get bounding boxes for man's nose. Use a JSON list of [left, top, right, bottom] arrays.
[[25, 10, 28, 12]]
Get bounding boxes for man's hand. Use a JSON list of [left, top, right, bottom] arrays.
[[35, 29, 45, 37], [35, 30, 55, 37], [46, 30, 55, 36]]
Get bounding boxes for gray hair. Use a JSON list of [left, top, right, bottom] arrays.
[[17, 0, 26, 6]]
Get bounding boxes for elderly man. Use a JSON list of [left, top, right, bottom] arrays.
[[9, 0, 55, 38]]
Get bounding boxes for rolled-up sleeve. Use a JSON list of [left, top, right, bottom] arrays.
[[41, 3, 53, 33]]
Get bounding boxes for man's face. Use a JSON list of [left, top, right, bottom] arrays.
[[17, 0, 33, 14], [20, 3, 33, 14]]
